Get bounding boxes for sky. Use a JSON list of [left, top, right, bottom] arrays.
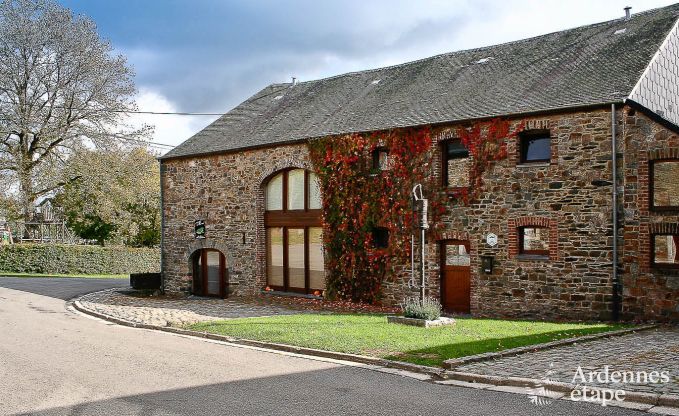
[[57, 0, 678, 150]]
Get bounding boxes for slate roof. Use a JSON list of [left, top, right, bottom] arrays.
[[162, 4, 679, 160]]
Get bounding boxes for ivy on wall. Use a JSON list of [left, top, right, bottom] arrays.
[[308, 127, 444, 303], [308, 119, 523, 303], [451, 119, 524, 204]]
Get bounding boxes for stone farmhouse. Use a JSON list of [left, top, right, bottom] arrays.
[[160, 4, 679, 321]]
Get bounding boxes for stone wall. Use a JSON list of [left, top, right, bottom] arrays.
[[161, 144, 313, 295], [161, 106, 679, 321], [620, 108, 679, 321]]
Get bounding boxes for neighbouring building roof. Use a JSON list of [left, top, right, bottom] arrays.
[[162, 4, 679, 160]]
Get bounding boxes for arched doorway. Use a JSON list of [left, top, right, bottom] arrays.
[[191, 249, 228, 298], [264, 168, 326, 294]]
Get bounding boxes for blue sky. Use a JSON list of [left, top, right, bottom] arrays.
[[57, 0, 677, 148]]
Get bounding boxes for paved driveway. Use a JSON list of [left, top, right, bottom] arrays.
[[0, 286, 644, 415], [0, 276, 128, 300], [457, 327, 679, 397]]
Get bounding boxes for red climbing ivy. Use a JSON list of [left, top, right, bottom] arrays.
[[308, 127, 443, 303], [307, 119, 523, 303], [452, 119, 525, 204]]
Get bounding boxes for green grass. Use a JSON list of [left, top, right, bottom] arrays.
[[0, 272, 129, 279], [188, 314, 629, 367]]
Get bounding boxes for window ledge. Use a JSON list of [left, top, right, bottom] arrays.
[[650, 207, 679, 213], [516, 254, 550, 262], [445, 186, 469, 193], [516, 162, 551, 168]]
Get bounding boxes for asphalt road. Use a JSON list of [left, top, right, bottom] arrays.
[[0, 276, 129, 300], [0, 278, 646, 415]]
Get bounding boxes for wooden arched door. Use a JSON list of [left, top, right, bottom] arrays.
[[192, 249, 227, 298]]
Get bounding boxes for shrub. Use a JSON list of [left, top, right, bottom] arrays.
[[0, 243, 159, 274], [401, 296, 442, 320]]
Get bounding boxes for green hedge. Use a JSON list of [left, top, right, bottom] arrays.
[[0, 244, 160, 275]]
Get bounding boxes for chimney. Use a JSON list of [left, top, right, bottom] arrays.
[[624, 6, 632, 20]]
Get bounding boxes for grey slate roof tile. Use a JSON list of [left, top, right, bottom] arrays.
[[161, 4, 679, 160]]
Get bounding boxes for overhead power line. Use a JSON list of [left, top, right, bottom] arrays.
[[0, 99, 225, 116]]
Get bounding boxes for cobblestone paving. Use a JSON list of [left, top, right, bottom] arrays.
[[458, 328, 679, 396], [78, 288, 301, 327]]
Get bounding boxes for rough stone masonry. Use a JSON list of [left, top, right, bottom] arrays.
[[161, 106, 679, 322]]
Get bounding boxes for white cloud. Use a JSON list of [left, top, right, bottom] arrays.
[[131, 88, 218, 149]]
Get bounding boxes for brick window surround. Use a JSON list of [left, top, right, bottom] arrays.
[[649, 158, 679, 212], [508, 216, 558, 260], [639, 148, 679, 216], [648, 223, 679, 269]]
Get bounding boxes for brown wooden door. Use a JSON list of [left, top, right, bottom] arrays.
[[441, 240, 471, 314], [194, 249, 227, 298]]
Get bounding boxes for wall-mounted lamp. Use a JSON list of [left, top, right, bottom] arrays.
[[481, 255, 494, 274]]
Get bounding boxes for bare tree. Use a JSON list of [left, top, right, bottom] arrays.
[[0, 0, 148, 219]]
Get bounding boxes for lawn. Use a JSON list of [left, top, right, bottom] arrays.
[[0, 272, 129, 279], [188, 314, 629, 367]]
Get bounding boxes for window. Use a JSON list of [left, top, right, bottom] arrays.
[[519, 130, 551, 164], [652, 234, 679, 268], [651, 160, 679, 210], [442, 139, 470, 187], [372, 227, 389, 249], [308, 172, 322, 209], [519, 226, 550, 256], [372, 148, 389, 172], [266, 174, 283, 210], [264, 169, 325, 293], [444, 242, 470, 266]]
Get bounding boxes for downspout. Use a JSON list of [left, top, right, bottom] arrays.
[[159, 160, 166, 294], [611, 104, 620, 321]]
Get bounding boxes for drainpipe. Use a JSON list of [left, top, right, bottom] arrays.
[[611, 104, 620, 321], [159, 160, 166, 294]]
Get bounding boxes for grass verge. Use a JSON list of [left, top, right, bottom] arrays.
[[188, 314, 630, 367], [0, 272, 129, 279]]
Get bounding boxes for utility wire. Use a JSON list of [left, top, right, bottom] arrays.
[[0, 99, 225, 116]]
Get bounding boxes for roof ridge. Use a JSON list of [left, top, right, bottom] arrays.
[[285, 3, 679, 86]]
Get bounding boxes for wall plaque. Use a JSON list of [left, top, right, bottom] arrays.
[[486, 233, 498, 247], [195, 220, 206, 239]]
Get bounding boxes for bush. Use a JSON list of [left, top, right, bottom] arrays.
[[401, 296, 442, 320], [0, 243, 159, 274]]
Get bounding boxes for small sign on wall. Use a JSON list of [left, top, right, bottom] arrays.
[[195, 220, 206, 239], [486, 233, 498, 247]]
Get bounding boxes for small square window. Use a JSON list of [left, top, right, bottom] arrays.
[[652, 234, 679, 268], [443, 139, 470, 187], [651, 160, 679, 210], [519, 130, 551, 164], [372, 227, 389, 249], [372, 148, 389, 171], [519, 226, 550, 256]]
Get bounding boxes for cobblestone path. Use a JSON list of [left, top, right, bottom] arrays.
[[78, 288, 301, 327], [457, 328, 679, 396]]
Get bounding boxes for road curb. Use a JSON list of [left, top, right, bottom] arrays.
[[441, 371, 679, 411], [443, 324, 659, 369], [71, 297, 678, 414], [70, 299, 446, 379]]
